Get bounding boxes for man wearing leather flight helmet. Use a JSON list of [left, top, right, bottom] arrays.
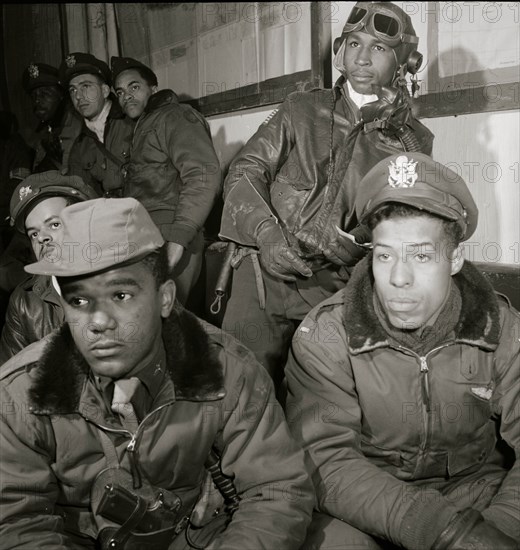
[[219, 2, 434, 387]]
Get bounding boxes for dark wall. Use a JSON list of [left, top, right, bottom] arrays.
[[2, 4, 63, 145]]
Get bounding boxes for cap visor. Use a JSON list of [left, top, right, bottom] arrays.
[[363, 186, 461, 223], [24, 248, 158, 278]]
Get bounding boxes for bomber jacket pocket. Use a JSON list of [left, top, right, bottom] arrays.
[[360, 441, 403, 469], [447, 422, 496, 476]]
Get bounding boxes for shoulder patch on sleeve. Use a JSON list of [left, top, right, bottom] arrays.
[[262, 108, 279, 125], [0, 337, 49, 381]]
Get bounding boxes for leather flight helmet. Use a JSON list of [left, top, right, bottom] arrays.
[[333, 2, 423, 76]]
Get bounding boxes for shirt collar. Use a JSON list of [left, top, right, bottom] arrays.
[[345, 80, 379, 110], [92, 341, 167, 406], [85, 98, 112, 143]]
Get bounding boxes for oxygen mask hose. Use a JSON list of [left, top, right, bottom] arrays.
[[361, 85, 422, 152]]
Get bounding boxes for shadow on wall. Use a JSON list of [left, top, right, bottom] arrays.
[[425, 47, 501, 262]]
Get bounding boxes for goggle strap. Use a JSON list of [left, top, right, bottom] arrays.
[[400, 33, 419, 45]]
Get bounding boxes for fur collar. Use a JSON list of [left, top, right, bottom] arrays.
[[29, 307, 225, 413], [344, 254, 501, 354], [146, 89, 180, 113]]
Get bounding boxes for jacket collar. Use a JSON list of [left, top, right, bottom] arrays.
[[145, 89, 179, 114], [28, 307, 225, 414], [344, 254, 501, 354]]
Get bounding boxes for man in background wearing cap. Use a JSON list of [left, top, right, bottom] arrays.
[[22, 62, 82, 173], [0, 171, 98, 363], [218, 1, 434, 388], [0, 197, 313, 549], [60, 52, 134, 197], [285, 153, 519, 549], [111, 56, 221, 306]]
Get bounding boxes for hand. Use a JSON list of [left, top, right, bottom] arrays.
[[256, 220, 312, 282], [167, 241, 184, 272], [323, 225, 371, 267], [431, 509, 519, 550], [455, 520, 519, 550]]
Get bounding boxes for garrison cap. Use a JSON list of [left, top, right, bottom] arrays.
[[59, 52, 111, 86], [356, 153, 478, 240], [10, 171, 99, 233], [25, 198, 165, 277], [22, 63, 62, 93], [111, 56, 158, 87]]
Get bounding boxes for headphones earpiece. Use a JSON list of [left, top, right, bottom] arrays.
[[333, 36, 345, 55], [406, 51, 423, 75]]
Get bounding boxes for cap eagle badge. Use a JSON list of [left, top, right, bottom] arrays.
[[28, 63, 39, 79], [388, 155, 418, 188], [19, 186, 33, 201], [65, 54, 76, 68]]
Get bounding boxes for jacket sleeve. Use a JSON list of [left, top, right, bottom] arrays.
[[284, 311, 459, 550], [410, 118, 434, 156], [0, 383, 84, 549], [209, 348, 314, 550], [0, 287, 29, 365], [482, 303, 520, 539], [66, 136, 102, 195], [219, 99, 294, 246], [161, 106, 222, 247], [0, 233, 31, 293]]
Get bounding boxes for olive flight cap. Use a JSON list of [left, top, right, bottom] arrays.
[[25, 197, 165, 277]]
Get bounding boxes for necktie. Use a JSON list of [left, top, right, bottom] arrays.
[[111, 377, 141, 433]]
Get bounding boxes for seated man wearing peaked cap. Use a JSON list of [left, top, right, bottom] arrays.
[[61, 52, 134, 198], [22, 62, 82, 173], [0, 197, 314, 549], [286, 153, 519, 549], [0, 171, 98, 364]]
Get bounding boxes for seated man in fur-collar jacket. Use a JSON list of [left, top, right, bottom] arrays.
[[286, 153, 519, 549], [0, 198, 313, 549]]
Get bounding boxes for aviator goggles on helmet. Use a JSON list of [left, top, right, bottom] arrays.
[[343, 2, 418, 47]]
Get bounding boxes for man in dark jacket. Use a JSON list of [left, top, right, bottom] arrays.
[[218, 1, 435, 386], [111, 57, 222, 305], [0, 197, 314, 549], [60, 53, 134, 197], [286, 153, 519, 549], [22, 62, 82, 173], [0, 171, 98, 364]]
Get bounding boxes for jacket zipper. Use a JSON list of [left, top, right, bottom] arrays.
[[395, 343, 454, 453], [85, 401, 175, 487], [419, 356, 431, 412]]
